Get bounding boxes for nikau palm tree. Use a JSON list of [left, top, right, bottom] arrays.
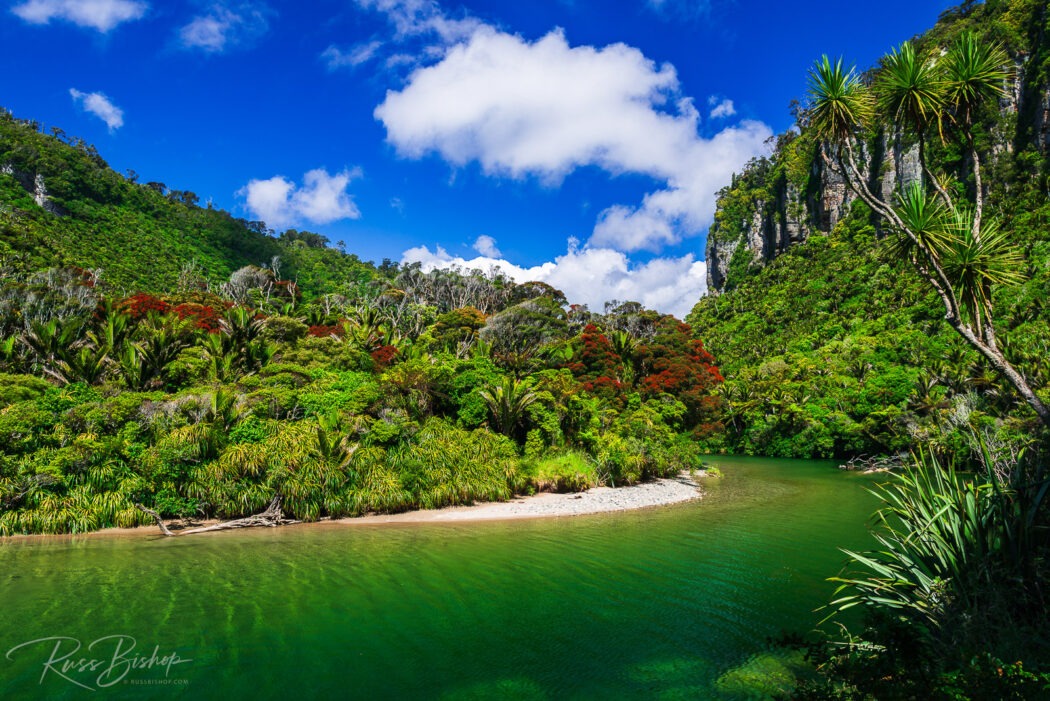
[[480, 377, 537, 438], [808, 34, 1049, 426]]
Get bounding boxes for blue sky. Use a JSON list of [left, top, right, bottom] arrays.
[[1, 0, 956, 316]]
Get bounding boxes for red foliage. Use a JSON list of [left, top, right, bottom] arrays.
[[692, 421, 724, 439], [70, 267, 99, 288], [308, 324, 343, 338], [569, 324, 624, 401], [370, 345, 399, 369], [637, 316, 724, 428], [173, 303, 222, 332], [274, 280, 302, 300], [580, 375, 623, 396], [119, 293, 170, 319]]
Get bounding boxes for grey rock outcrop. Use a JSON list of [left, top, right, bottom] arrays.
[[705, 65, 1050, 296], [705, 234, 738, 292], [1036, 86, 1050, 154], [0, 164, 64, 216], [704, 166, 821, 293]]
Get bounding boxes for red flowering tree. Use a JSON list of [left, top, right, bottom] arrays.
[[370, 345, 399, 369], [568, 324, 624, 402], [119, 293, 170, 320], [307, 324, 344, 339], [173, 303, 223, 333], [637, 316, 724, 433]]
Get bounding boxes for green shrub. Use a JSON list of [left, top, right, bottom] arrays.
[[524, 451, 599, 492], [262, 315, 309, 344], [0, 373, 51, 408]]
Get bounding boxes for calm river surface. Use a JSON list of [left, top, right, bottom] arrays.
[[1, 457, 880, 699]]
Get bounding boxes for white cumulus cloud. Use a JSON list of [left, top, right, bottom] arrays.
[[239, 168, 362, 230], [402, 242, 706, 320], [11, 0, 146, 32], [178, 2, 271, 53], [708, 97, 735, 119], [375, 26, 771, 252], [472, 235, 501, 257], [69, 89, 124, 131]]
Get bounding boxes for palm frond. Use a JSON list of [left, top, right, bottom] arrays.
[[887, 183, 950, 261], [808, 56, 874, 142], [876, 42, 946, 130], [943, 32, 1010, 121], [940, 208, 1025, 326]]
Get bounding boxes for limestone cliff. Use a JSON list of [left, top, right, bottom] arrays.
[[0, 163, 64, 216], [705, 3, 1050, 295]]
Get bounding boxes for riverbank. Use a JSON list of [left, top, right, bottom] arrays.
[[0, 458, 878, 700], [338, 471, 704, 525], [0, 471, 705, 540]]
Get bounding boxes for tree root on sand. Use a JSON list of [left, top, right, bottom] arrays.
[[134, 497, 298, 536]]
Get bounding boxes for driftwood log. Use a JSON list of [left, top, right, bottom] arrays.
[[135, 497, 298, 536], [838, 453, 906, 473]]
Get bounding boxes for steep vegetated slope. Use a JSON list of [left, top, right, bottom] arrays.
[[0, 111, 378, 297], [0, 105, 723, 536], [689, 0, 1050, 459]]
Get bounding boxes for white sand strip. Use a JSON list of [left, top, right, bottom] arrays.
[[337, 471, 704, 525], [3, 473, 704, 540]]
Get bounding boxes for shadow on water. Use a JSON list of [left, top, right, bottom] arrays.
[[0, 457, 880, 699]]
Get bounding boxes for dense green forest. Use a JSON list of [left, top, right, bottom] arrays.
[[0, 106, 722, 535], [688, 0, 1050, 466]]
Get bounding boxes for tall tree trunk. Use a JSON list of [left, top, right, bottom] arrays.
[[827, 142, 1050, 429]]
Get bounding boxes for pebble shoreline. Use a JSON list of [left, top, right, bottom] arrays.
[[337, 471, 704, 525], [3, 472, 706, 540]]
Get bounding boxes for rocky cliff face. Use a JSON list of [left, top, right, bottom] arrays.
[[706, 132, 926, 294], [1, 163, 64, 216], [705, 170, 815, 293], [1036, 85, 1050, 152], [705, 61, 1050, 295]]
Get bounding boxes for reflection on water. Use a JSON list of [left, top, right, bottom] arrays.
[[0, 457, 879, 699]]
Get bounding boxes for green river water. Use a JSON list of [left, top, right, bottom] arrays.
[[0, 457, 880, 700]]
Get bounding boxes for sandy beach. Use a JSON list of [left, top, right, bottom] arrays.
[[336, 471, 704, 525], [1, 472, 705, 540]]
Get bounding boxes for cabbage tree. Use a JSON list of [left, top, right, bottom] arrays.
[[808, 34, 1048, 426]]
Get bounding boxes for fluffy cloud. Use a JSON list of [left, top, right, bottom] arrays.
[[322, 41, 383, 70], [708, 97, 735, 119], [402, 242, 706, 319], [356, 0, 482, 47], [69, 89, 124, 131], [472, 235, 501, 257], [375, 26, 771, 252], [239, 168, 362, 230], [178, 3, 270, 53], [11, 0, 146, 32]]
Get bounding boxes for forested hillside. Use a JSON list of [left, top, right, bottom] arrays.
[[689, 0, 1050, 460], [689, 1, 1050, 695], [4, 0, 1050, 694], [0, 110, 378, 297], [0, 107, 723, 536]]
